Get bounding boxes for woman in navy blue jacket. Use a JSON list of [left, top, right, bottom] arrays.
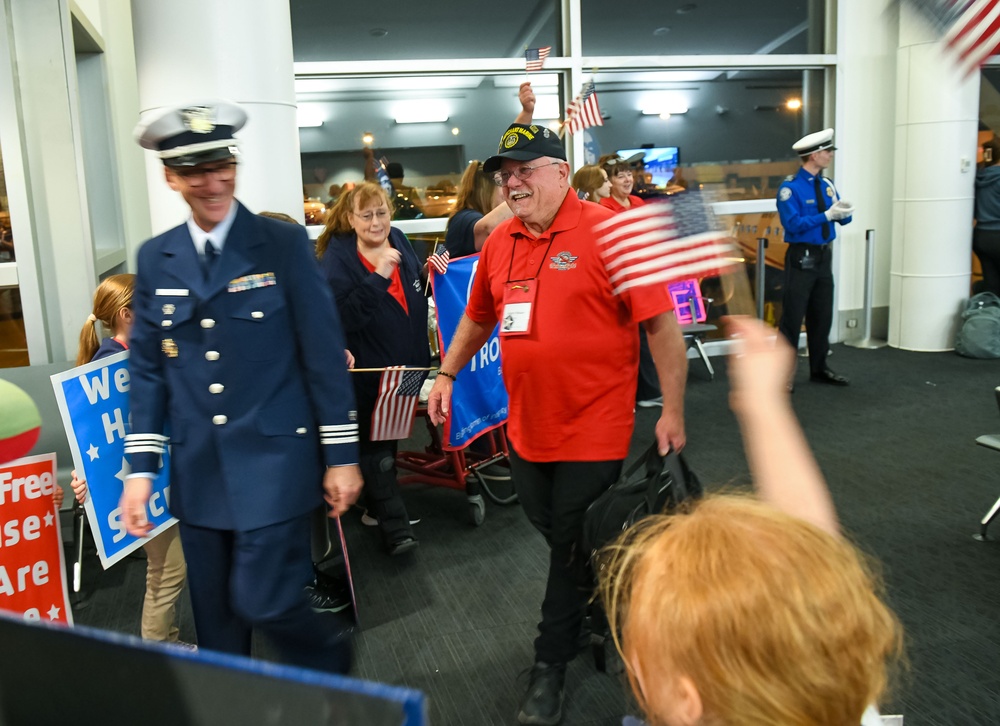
[[318, 182, 430, 555]]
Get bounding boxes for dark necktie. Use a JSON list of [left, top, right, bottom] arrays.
[[814, 175, 831, 242], [204, 238, 219, 279]]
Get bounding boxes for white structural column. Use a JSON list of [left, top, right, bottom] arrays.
[[131, 0, 304, 235], [889, 4, 979, 350], [833, 0, 898, 342]]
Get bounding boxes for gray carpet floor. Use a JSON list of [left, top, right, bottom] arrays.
[[70, 342, 1000, 725]]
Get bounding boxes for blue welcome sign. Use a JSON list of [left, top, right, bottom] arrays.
[[51, 351, 177, 568]]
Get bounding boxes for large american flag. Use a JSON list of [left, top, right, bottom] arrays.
[[593, 192, 740, 296], [371, 367, 427, 441], [564, 81, 603, 135], [907, 0, 1000, 75], [524, 47, 551, 72]]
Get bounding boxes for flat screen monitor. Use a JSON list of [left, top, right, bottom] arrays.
[[615, 147, 680, 188]]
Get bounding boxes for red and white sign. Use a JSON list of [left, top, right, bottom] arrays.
[[0, 453, 72, 626]]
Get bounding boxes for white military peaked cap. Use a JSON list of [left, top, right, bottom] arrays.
[[792, 128, 836, 156], [134, 100, 247, 167]]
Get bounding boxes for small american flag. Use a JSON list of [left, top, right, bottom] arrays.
[[906, 0, 1000, 75], [428, 248, 450, 274], [564, 81, 603, 135], [593, 192, 740, 296], [371, 367, 427, 441], [525, 47, 551, 72]]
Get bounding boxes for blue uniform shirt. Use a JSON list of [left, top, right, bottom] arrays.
[[776, 166, 852, 245]]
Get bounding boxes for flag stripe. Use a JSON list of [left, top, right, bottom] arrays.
[[428, 249, 450, 274], [595, 194, 741, 296], [565, 82, 603, 135], [525, 46, 551, 72], [370, 367, 426, 441]]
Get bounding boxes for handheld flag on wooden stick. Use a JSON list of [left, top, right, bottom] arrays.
[[371, 367, 427, 441], [593, 192, 740, 295]]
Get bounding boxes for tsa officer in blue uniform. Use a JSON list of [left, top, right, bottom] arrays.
[[776, 128, 854, 387], [120, 100, 363, 673]]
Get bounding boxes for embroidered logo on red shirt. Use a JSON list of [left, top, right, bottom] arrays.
[[549, 251, 578, 271]]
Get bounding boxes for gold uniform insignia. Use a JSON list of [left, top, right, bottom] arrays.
[[181, 106, 216, 134], [162, 338, 179, 358]]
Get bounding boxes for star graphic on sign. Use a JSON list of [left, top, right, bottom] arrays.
[[86, 444, 99, 461], [44, 511, 54, 527], [47, 605, 60, 621], [114, 457, 131, 484]]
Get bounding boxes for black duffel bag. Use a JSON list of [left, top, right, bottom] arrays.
[[581, 443, 702, 568]]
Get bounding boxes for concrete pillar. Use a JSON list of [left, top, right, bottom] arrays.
[[888, 3, 979, 350], [130, 0, 304, 234]]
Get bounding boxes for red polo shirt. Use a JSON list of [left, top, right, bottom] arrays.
[[599, 195, 646, 214], [466, 190, 672, 462]]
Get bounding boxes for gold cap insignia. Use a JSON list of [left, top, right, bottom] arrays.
[[180, 106, 216, 134]]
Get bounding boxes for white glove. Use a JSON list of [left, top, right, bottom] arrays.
[[824, 199, 854, 221]]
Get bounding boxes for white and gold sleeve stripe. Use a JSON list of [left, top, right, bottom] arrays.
[[124, 433, 169, 455], [319, 423, 359, 446]]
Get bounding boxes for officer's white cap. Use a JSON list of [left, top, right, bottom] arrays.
[[134, 100, 247, 168], [792, 128, 836, 157]]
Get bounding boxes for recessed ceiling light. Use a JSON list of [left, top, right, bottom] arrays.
[[369, 27, 388, 37], [677, 3, 697, 14], [653, 26, 670, 36]]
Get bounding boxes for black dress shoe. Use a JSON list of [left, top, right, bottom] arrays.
[[518, 661, 566, 725], [387, 535, 419, 556], [809, 369, 849, 386]]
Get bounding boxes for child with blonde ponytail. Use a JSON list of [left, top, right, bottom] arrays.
[[72, 274, 191, 645]]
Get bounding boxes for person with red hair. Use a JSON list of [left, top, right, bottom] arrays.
[[600, 317, 902, 726]]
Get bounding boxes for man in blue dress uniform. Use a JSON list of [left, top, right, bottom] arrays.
[[777, 128, 854, 387], [120, 100, 362, 673]]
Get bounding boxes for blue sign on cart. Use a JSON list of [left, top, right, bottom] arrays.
[[432, 254, 509, 449]]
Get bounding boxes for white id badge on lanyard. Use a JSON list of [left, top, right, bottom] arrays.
[[500, 281, 538, 336]]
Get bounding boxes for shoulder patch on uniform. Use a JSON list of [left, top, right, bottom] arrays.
[[778, 187, 793, 202], [784, 175, 795, 182]]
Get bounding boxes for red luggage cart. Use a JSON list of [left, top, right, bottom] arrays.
[[396, 407, 516, 525]]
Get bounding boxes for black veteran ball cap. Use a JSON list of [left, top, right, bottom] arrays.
[[792, 128, 836, 157], [482, 124, 567, 174], [134, 100, 247, 168]]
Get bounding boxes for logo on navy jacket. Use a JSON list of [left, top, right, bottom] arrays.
[[549, 251, 578, 271]]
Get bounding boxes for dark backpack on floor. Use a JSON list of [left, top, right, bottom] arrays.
[[955, 292, 1000, 359]]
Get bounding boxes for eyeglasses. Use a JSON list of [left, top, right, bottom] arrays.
[[352, 208, 390, 223], [491, 161, 562, 187], [172, 161, 238, 187]]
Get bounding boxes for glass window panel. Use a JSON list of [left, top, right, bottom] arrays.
[[579, 68, 824, 201], [0, 140, 29, 368], [581, 0, 827, 56], [290, 0, 561, 61], [297, 73, 564, 222]]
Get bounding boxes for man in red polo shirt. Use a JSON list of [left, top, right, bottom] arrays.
[[428, 123, 687, 726]]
